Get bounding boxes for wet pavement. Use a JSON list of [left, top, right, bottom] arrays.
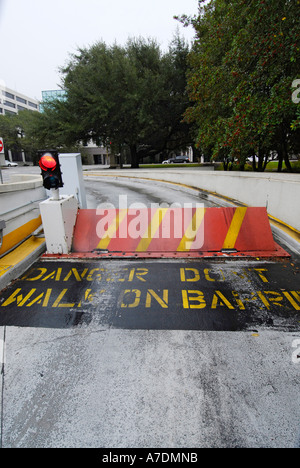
[[1, 254, 299, 448], [84, 175, 224, 209], [0, 175, 299, 448]]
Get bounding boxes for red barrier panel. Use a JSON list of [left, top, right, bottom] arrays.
[[68, 207, 289, 258]]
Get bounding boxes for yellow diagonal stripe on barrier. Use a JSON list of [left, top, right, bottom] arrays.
[[136, 208, 168, 252], [177, 208, 206, 252], [96, 209, 128, 250], [222, 207, 247, 250]]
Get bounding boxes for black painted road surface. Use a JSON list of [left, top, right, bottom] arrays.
[[1, 259, 300, 331]]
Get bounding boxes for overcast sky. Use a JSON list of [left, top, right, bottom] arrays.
[[0, 0, 199, 101]]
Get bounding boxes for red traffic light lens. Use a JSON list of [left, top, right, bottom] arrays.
[[39, 153, 57, 171]]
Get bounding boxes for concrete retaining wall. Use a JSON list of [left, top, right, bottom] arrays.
[[0, 174, 47, 255], [100, 169, 300, 232]]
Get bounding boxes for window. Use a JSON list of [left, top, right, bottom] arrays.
[[28, 101, 38, 109], [17, 105, 26, 111], [4, 91, 15, 100], [4, 100, 16, 108], [16, 96, 27, 104]]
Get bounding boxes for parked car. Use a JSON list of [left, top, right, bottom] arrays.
[[169, 156, 190, 164], [4, 160, 18, 167], [162, 156, 190, 164]]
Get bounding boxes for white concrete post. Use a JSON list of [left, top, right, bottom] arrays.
[[58, 153, 87, 208]]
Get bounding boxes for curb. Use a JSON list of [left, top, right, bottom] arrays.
[[0, 237, 45, 292]]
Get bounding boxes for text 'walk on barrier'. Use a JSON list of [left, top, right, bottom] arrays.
[[43, 206, 290, 259]]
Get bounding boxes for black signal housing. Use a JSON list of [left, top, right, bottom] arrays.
[[38, 150, 64, 190]]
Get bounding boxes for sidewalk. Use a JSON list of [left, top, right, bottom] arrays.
[[0, 236, 45, 292]]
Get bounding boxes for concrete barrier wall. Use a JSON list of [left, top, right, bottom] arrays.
[[101, 169, 300, 232], [0, 174, 47, 255]]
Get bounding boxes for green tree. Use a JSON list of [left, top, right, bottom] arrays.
[[225, 0, 300, 172], [17, 109, 60, 163], [181, 0, 300, 172], [59, 37, 192, 168], [182, 0, 240, 167], [159, 33, 193, 157], [59, 39, 162, 167], [0, 107, 81, 165], [0, 114, 23, 158]]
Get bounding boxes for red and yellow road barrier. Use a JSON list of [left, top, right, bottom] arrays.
[[67, 207, 289, 258]]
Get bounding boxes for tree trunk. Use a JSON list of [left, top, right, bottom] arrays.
[[252, 154, 257, 172], [257, 144, 265, 172], [282, 134, 293, 172], [277, 151, 283, 172], [263, 154, 269, 171], [277, 126, 293, 173], [130, 144, 139, 168]]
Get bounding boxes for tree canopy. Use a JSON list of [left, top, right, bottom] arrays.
[[179, 0, 300, 171], [0, 35, 192, 168], [58, 36, 192, 167]]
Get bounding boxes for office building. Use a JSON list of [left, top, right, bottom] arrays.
[[40, 89, 66, 112], [0, 84, 40, 115], [0, 84, 40, 164]]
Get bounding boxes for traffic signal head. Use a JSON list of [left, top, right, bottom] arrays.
[[38, 150, 64, 190]]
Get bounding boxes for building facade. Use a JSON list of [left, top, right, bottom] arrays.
[[41, 89, 66, 102], [0, 84, 40, 163], [40, 89, 66, 112], [0, 84, 40, 115]]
